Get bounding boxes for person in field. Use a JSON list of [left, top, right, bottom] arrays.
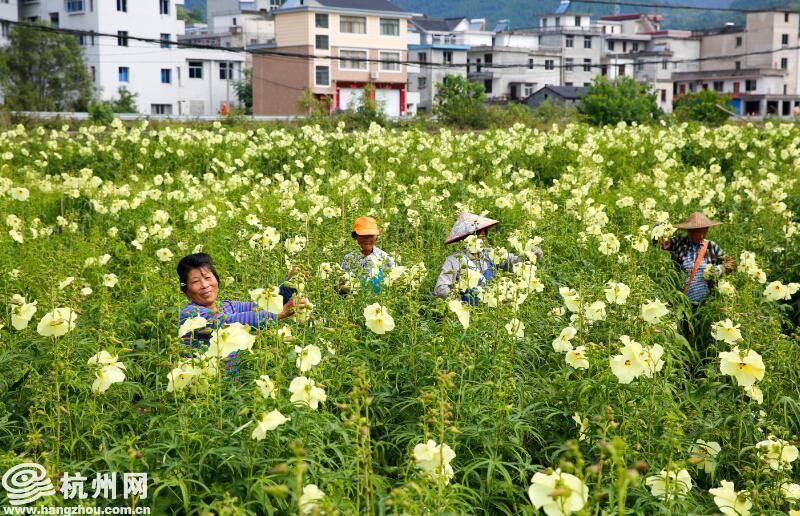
[[177, 253, 304, 378], [434, 212, 542, 304], [341, 216, 396, 293], [658, 212, 734, 303]]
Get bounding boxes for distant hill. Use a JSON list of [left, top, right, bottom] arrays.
[[392, 0, 746, 30], [184, 0, 207, 21]]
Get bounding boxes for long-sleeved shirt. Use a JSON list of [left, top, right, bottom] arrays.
[[341, 246, 395, 277], [433, 249, 533, 299], [179, 300, 276, 378], [664, 236, 726, 302]]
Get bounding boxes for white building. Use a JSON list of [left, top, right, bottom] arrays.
[[15, 0, 245, 115], [0, 0, 18, 46]]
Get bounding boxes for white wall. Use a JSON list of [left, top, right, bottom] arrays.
[[0, 0, 18, 46], [16, 0, 244, 115]]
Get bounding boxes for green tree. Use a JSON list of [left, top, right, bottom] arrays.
[[578, 76, 661, 126], [433, 74, 489, 129], [110, 87, 138, 113], [233, 68, 253, 113], [177, 6, 205, 25], [672, 89, 731, 125], [0, 22, 92, 111]]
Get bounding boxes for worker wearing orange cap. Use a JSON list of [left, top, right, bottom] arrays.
[[341, 216, 395, 292]]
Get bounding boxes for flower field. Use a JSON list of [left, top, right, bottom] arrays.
[[1, 120, 800, 514]]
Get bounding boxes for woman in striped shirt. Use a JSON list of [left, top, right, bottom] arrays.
[[177, 253, 302, 378]]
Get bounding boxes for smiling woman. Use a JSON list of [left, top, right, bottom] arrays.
[[176, 253, 301, 378]]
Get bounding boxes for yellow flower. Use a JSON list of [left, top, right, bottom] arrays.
[[294, 344, 322, 372], [288, 376, 327, 410], [528, 468, 588, 515], [91, 364, 126, 394], [780, 482, 800, 502], [764, 280, 800, 301], [251, 410, 290, 440], [363, 303, 395, 335], [566, 346, 589, 370], [718, 347, 764, 387], [645, 468, 692, 500], [298, 484, 325, 515], [559, 287, 581, 313], [205, 323, 256, 358], [255, 375, 277, 399], [413, 439, 456, 484], [711, 319, 743, 344], [102, 273, 118, 288], [640, 299, 668, 324], [166, 363, 203, 393], [709, 481, 752, 516], [87, 350, 120, 367], [756, 437, 799, 471], [603, 281, 630, 304], [155, 248, 173, 262], [36, 307, 78, 337], [505, 318, 524, 339], [609, 336, 646, 384], [688, 440, 721, 475], [10, 297, 37, 330], [178, 316, 208, 337], [448, 299, 470, 329], [743, 385, 763, 404], [552, 326, 577, 352], [572, 413, 589, 441]]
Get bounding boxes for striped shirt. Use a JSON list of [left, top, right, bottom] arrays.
[[433, 249, 527, 299], [179, 300, 276, 379], [665, 236, 726, 302]]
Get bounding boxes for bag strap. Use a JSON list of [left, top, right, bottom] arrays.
[[683, 240, 709, 294]]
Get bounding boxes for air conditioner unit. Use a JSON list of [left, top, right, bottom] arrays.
[[370, 71, 379, 80]]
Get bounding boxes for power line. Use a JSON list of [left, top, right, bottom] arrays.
[[1, 16, 798, 72], [573, 0, 793, 13]]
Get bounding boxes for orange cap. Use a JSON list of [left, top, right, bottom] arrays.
[[353, 216, 380, 236]]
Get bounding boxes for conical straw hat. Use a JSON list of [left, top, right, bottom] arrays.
[[674, 212, 722, 229], [444, 212, 500, 245]]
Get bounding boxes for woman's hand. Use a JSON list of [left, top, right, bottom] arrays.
[[723, 256, 735, 274], [276, 297, 309, 320]]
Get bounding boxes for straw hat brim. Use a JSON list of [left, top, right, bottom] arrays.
[[674, 220, 722, 229], [444, 220, 499, 245]]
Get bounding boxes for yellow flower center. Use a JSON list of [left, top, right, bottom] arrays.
[[625, 359, 631, 366]]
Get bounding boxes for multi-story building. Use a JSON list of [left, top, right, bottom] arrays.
[[252, 0, 415, 116], [0, 0, 18, 46], [673, 10, 800, 117], [12, 0, 244, 115], [408, 16, 490, 111]]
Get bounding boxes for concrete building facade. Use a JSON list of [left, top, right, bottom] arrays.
[[13, 0, 244, 115], [0, 0, 18, 46], [252, 0, 415, 116]]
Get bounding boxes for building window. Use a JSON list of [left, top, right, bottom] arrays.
[[735, 36, 742, 47], [90, 65, 96, 82], [785, 12, 790, 22], [713, 81, 723, 92], [781, 57, 788, 70], [618, 64, 625, 76], [545, 59, 554, 70], [315, 13, 328, 28], [160, 33, 170, 48], [565, 82, 573, 86], [117, 30, 128, 46], [442, 51, 453, 64], [340, 15, 366, 34], [417, 52, 427, 63], [565, 58, 574, 71], [528, 58, 534, 70], [483, 79, 492, 93], [49, 12, 59, 26], [159, 0, 169, 15], [116, 0, 126, 11], [542, 18, 548, 28], [118, 66, 129, 82], [65, 0, 84, 13], [583, 58, 591, 72], [745, 79, 757, 91], [380, 18, 399, 36], [380, 51, 401, 71], [160, 68, 171, 83], [635, 62, 643, 72], [484, 53, 492, 65], [583, 36, 592, 49], [632, 42, 639, 52], [781, 33, 789, 46], [315, 34, 329, 50], [340, 49, 367, 70], [417, 77, 427, 89], [735, 61, 741, 70], [315, 65, 329, 86], [662, 60, 667, 70], [151, 104, 172, 115], [660, 89, 666, 102], [574, 15, 581, 26], [219, 62, 233, 79], [523, 84, 535, 96], [565, 35, 574, 48], [607, 40, 615, 51], [189, 61, 203, 79]]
